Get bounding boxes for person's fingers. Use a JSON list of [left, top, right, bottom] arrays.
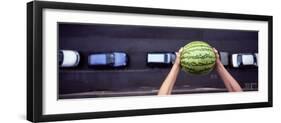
[[179, 47, 183, 53], [175, 47, 183, 57], [213, 48, 218, 54], [212, 48, 220, 59]]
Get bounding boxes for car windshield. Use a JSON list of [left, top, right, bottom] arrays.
[[237, 54, 242, 67], [164, 54, 170, 63], [170, 53, 176, 64], [106, 54, 115, 65], [59, 51, 63, 65]]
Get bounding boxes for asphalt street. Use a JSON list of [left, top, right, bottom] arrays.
[[58, 23, 258, 98]]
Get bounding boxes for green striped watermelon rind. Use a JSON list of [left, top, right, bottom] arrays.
[[180, 41, 216, 75]]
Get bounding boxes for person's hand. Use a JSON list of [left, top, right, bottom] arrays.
[[174, 48, 183, 66], [212, 48, 243, 92], [213, 48, 221, 64], [159, 48, 183, 95], [213, 48, 224, 70]]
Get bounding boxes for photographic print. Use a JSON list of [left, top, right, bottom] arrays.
[[58, 23, 258, 99], [27, 1, 272, 122]]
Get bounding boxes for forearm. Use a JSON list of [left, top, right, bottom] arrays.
[[158, 63, 180, 95], [216, 61, 243, 92]]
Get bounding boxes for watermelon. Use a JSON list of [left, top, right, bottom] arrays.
[[180, 41, 216, 74]]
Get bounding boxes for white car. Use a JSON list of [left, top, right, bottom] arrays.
[[59, 50, 80, 67], [231, 53, 258, 68]]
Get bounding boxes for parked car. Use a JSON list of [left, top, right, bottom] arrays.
[[147, 52, 176, 67], [88, 52, 128, 67], [231, 53, 258, 68], [59, 50, 80, 67]]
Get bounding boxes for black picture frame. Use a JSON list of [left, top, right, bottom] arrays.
[[27, 1, 273, 122]]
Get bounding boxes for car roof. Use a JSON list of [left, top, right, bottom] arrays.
[[89, 54, 107, 65]]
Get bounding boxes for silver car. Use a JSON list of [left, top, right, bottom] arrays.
[[231, 53, 258, 68], [147, 52, 176, 67]]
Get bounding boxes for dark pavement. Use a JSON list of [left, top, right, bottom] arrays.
[[58, 23, 258, 98]]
